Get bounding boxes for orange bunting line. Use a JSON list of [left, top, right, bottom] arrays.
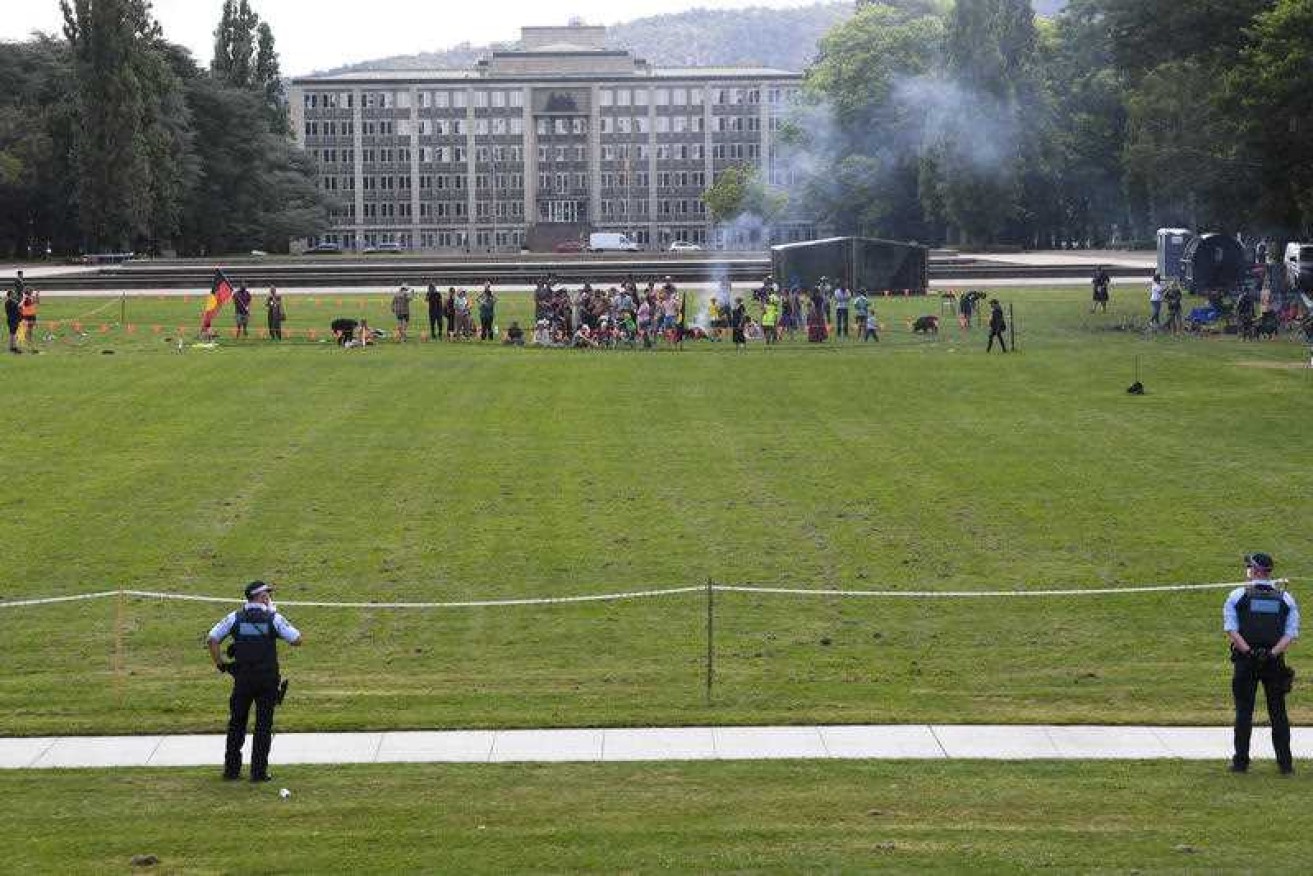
[[126, 325, 137, 334], [72, 322, 82, 332], [258, 329, 268, 339], [152, 325, 162, 334], [49, 321, 61, 331], [307, 329, 318, 340], [99, 324, 109, 333]]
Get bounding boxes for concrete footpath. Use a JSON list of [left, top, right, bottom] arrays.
[[2, 726, 1308, 769]]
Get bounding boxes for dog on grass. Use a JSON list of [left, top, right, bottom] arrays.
[[1255, 311, 1280, 340], [911, 315, 940, 335]]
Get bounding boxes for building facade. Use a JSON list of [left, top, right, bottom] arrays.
[[289, 25, 814, 252]]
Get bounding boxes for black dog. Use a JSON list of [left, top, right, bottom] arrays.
[[1255, 311, 1280, 340], [912, 315, 939, 334]]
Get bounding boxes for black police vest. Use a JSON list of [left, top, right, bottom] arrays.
[[230, 607, 279, 674], [1238, 586, 1290, 648]]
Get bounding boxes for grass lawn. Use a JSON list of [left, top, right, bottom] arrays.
[[1, 286, 1311, 733], [0, 761, 1308, 873]]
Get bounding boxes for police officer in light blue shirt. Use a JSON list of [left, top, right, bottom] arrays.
[[207, 580, 303, 782], [1223, 552, 1298, 774]]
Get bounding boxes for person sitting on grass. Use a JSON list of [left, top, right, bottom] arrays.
[[572, 323, 596, 349], [504, 321, 525, 346]]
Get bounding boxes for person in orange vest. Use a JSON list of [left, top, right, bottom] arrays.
[[19, 289, 39, 351]]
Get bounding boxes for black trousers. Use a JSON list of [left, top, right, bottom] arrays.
[[224, 672, 280, 778], [1232, 656, 1292, 769], [987, 328, 1007, 352], [836, 308, 849, 337]]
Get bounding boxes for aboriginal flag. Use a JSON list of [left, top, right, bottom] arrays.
[[202, 269, 235, 325]]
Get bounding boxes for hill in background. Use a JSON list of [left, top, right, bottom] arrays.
[[317, 2, 1068, 76]]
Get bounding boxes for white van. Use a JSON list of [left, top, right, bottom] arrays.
[[1285, 242, 1313, 292], [588, 232, 640, 252]]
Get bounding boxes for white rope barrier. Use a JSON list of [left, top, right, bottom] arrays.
[[716, 580, 1285, 599], [0, 579, 1286, 611]]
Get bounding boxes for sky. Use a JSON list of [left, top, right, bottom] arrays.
[[1, 0, 825, 76]]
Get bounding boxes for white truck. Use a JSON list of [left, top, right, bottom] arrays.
[[1284, 241, 1313, 292], [588, 232, 640, 252]]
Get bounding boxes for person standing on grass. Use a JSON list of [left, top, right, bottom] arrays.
[[265, 287, 286, 340], [853, 289, 870, 336], [1163, 283, 1183, 334], [1148, 273, 1164, 326], [444, 287, 457, 340], [425, 283, 442, 340], [1091, 267, 1110, 313], [833, 282, 851, 338], [5, 289, 20, 354], [1224, 552, 1298, 774], [478, 283, 496, 341], [986, 299, 1007, 352], [18, 288, 38, 351], [233, 285, 252, 338], [392, 285, 413, 342], [730, 296, 747, 349], [207, 580, 303, 783]]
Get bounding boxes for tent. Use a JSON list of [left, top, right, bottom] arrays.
[[770, 237, 929, 294]]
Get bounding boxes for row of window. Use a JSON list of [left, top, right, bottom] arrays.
[[309, 114, 775, 142], [303, 90, 528, 111], [322, 141, 755, 174], [598, 199, 707, 218], [304, 86, 801, 114]]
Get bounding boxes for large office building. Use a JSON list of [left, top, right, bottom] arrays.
[[289, 25, 815, 253]]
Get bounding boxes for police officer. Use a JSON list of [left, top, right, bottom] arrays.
[[206, 580, 303, 782], [1223, 553, 1299, 774]]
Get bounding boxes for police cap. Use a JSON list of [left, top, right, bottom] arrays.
[[1244, 552, 1274, 572], [244, 580, 273, 599]]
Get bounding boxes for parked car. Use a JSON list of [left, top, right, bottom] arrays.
[[554, 239, 586, 254], [304, 242, 342, 255], [588, 232, 640, 252], [364, 242, 405, 254], [669, 241, 702, 252]]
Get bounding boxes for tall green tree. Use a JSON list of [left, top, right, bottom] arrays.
[[927, 0, 1033, 246], [61, 0, 194, 252], [798, 1, 945, 241], [1039, 1, 1130, 246], [1231, 0, 1313, 234]]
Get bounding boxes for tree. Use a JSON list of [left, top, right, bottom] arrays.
[[62, 0, 192, 252], [927, 0, 1031, 245], [0, 37, 80, 258], [797, 2, 945, 241], [1231, 0, 1313, 233]]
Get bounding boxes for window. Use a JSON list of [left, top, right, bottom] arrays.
[[617, 117, 631, 134], [634, 89, 648, 106], [396, 91, 411, 109], [475, 91, 489, 108], [572, 118, 587, 135], [574, 145, 585, 162], [655, 88, 669, 106], [655, 116, 669, 134], [672, 88, 687, 106], [453, 91, 467, 109], [599, 117, 613, 134], [475, 119, 490, 136], [635, 117, 649, 134], [491, 91, 505, 108], [492, 118, 507, 135], [690, 88, 703, 106], [616, 89, 631, 107], [435, 91, 450, 108], [509, 90, 523, 108], [509, 118, 523, 135], [600, 89, 613, 107]]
